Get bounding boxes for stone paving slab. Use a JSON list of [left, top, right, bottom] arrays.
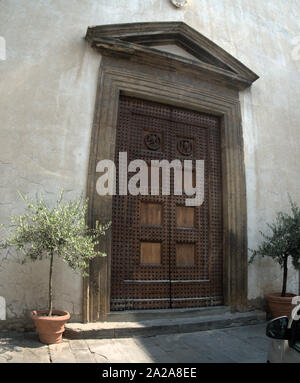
[[0, 323, 270, 363]]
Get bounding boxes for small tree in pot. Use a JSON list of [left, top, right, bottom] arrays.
[[0, 191, 110, 344], [249, 198, 300, 318]]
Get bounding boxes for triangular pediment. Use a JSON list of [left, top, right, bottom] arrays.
[[86, 22, 259, 90], [152, 43, 203, 62], [150, 43, 235, 73]]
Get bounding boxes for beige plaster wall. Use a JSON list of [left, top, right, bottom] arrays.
[[0, 0, 299, 321]]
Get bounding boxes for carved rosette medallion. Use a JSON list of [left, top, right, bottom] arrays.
[[171, 0, 188, 8], [177, 139, 193, 156], [144, 133, 161, 151]]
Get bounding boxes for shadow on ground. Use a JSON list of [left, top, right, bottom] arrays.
[[0, 323, 270, 363], [0, 331, 49, 362]]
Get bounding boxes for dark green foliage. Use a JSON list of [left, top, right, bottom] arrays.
[[0, 190, 110, 314], [249, 198, 300, 296]]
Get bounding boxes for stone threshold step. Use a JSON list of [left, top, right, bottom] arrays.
[[64, 310, 266, 340], [106, 305, 230, 322]]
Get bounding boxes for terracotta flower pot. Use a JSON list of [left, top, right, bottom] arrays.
[[266, 292, 296, 319], [30, 309, 70, 344]]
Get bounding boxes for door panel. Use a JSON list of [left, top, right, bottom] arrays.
[[110, 96, 223, 311], [168, 108, 223, 308], [111, 98, 171, 310]]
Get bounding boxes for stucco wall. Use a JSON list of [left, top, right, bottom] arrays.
[[0, 0, 299, 322]]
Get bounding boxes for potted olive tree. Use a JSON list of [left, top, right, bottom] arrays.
[[249, 198, 300, 318], [0, 191, 110, 344]]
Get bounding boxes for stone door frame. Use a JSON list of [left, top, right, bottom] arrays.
[[83, 22, 258, 322]]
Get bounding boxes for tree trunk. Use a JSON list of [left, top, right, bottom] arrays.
[[281, 255, 288, 297], [48, 249, 54, 316]]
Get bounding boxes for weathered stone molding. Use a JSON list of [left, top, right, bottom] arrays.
[[85, 22, 259, 90]]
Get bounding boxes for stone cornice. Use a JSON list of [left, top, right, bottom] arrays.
[[85, 22, 259, 90]]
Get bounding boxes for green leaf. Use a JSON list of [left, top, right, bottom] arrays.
[[0, 190, 111, 275]]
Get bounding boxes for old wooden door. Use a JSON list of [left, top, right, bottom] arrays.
[[110, 96, 223, 311]]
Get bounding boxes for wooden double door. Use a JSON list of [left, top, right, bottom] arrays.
[[111, 96, 223, 311]]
